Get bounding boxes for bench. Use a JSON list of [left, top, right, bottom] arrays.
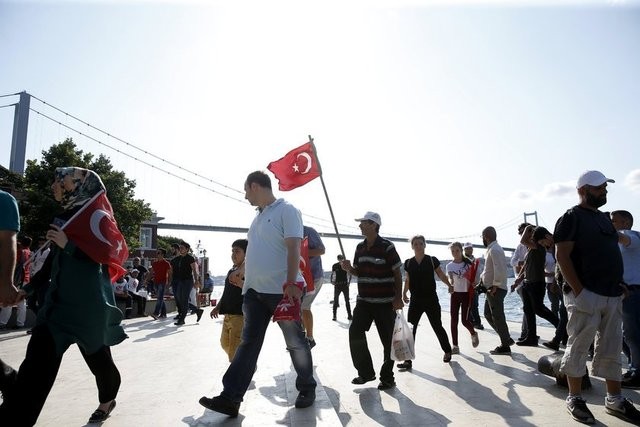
[[115, 297, 177, 318]]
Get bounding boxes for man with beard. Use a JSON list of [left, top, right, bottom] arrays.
[[480, 226, 512, 355], [554, 170, 640, 425]]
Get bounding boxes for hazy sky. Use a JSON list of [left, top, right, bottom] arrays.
[[2, 1, 639, 275]]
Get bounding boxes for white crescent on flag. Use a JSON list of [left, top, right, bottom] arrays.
[[89, 209, 113, 246], [296, 152, 313, 174]]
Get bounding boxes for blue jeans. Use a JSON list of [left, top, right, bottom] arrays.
[[623, 288, 640, 370], [221, 289, 316, 402], [153, 284, 167, 316]]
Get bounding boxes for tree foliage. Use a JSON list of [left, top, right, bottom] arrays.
[[20, 139, 153, 249]]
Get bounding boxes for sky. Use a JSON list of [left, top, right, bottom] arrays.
[[1, 1, 640, 275]]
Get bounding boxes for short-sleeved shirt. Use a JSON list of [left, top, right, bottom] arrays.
[[303, 226, 325, 280], [553, 205, 623, 297], [171, 254, 196, 280], [0, 190, 20, 232], [244, 198, 304, 294], [332, 262, 349, 285], [446, 261, 471, 293], [151, 259, 171, 284], [353, 235, 402, 303], [403, 256, 440, 300], [619, 230, 640, 285]]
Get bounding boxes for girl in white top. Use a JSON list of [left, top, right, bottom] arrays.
[[446, 242, 479, 353]]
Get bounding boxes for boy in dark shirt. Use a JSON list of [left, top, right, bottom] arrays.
[[211, 239, 248, 362]]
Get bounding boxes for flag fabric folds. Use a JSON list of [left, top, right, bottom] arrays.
[[267, 142, 321, 191], [62, 190, 129, 282], [299, 236, 314, 292]]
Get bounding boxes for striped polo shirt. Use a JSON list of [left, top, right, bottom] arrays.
[[353, 235, 402, 303]]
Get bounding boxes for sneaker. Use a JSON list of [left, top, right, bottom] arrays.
[[295, 390, 316, 408], [623, 370, 636, 380], [490, 345, 512, 355], [443, 352, 452, 363], [308, 338, 316, 349], [397, 361, 412, 370], [377, 379, 396, 390], [605, 397, 640, 424], [567, 396, 595, 424], [199, 395, 240, 417], [471, 333, 479, 348], [451, 345, 459, 354], [150, 314, 159, 320]]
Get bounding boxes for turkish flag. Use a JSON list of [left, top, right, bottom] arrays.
[[267, 142, 321, 191], [62, 190, 129, 282], [299, 237, 314, 292]]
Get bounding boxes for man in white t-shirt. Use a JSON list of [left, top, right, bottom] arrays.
[[199, 171, 316, 417]]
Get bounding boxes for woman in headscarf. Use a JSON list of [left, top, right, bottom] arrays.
[[0, 167, 127, 426]]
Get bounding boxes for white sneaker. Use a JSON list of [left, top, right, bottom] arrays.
[[451, 345, 459, 354], [471, 333, 479, 348]]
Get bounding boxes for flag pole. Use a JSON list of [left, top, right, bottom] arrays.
[[308, 135, 346, 258]]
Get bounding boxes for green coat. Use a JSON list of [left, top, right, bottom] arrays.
[[26, 241, 127, 355]]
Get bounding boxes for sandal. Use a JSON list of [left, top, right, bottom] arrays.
[[88, 400, 116, 423]]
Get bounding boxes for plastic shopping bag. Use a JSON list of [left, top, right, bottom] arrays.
[[391, 310, 415, 361]]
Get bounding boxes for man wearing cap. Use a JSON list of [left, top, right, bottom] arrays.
[[554, 170, 640, 424], [463, 242, 484, 330], [341, 211, 403, 390]]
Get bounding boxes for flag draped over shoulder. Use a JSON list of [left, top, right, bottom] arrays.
[[299, 236, 314, 292], [62, 190, 129, 282], [267, 142, 321, 191]]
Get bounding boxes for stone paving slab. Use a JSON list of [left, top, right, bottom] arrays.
[[1, 286, 639, 426]]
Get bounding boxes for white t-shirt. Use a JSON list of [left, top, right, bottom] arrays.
[[113, 279, 127, 295], [544, 251, 556, 284], [126, 277, 139, 294], [243, 198, 304, 294], [446, 261, 471, 293]]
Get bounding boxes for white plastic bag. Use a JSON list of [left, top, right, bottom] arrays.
[[391, 310, 415, 361]]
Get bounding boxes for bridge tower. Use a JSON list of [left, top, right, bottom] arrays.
[[10, 91, 31, 175]]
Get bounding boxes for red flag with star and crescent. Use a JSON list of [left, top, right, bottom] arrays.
[[267, 142, 321, 191], [61, 190, 129, 282]]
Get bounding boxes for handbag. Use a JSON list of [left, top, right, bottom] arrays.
[[391, 310, 415, 361]]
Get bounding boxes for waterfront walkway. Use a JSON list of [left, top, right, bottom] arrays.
[[1, 287, 637, 426]]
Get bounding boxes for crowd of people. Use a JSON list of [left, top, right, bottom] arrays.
[[1, 168, 640, 426]]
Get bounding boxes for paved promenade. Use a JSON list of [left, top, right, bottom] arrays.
[[1, 287, 638, 426]]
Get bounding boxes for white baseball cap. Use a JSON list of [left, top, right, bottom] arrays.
[[576, 170, 615, 189], [463, 242, 473, 249], [355, 211, 381, 226]]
